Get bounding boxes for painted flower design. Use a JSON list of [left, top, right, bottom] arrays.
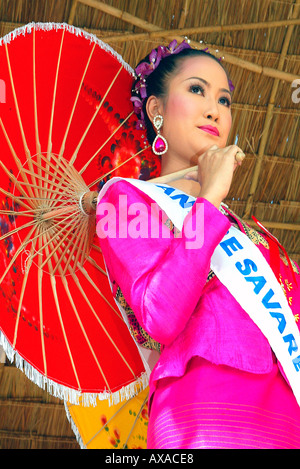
[[141, 407, 148, 420]]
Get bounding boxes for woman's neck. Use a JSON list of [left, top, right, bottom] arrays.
[[159, 153, 200, 197], [159, 152, 192, 176], [162, 178, 201, 198]]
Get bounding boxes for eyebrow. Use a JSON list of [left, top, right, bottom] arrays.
[[185, 76, 232, 96]]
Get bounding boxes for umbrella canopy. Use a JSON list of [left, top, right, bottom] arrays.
[[0, 22, 160, 404], [66, 386, 149, 449]]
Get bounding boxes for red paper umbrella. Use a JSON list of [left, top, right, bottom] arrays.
[[0, 23, 160, 404]]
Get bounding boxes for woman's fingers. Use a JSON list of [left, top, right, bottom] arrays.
[[184, 145, 245, 180], [222, 144, 244, 157], [235, 150, 245, 162]]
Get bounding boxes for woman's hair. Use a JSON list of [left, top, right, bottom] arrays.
[[131, 48, 231, 145]]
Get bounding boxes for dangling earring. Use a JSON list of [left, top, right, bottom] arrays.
[[152, 115, 168, 155]]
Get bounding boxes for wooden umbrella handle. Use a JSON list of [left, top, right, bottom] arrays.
[[79, 191, 99, 214], [150, 151, 245, 184]]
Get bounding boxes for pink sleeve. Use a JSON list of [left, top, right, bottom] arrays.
[[97, 180, 231, 346]]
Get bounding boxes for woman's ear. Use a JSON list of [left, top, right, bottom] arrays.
[[146, 95, 164, 123]]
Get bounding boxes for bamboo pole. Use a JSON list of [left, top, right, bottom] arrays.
[[171, 35, 299, 83], [68, 0, 79, 24], [0, 397, 64, 409], [77, 0, 162, 32], [76, 0, 299, 83], [0, 428, 76, 444], [178, 0, 190, 29], [245, 219, 300, 231], [104, 18, 300, 43]]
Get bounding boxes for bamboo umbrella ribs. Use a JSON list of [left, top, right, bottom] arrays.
[[0, 23, 162, 405]]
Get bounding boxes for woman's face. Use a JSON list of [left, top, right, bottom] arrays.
[[157, 55, 232, 166]]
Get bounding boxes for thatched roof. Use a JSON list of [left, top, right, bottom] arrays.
[[0, 0, 299, 449], [0, 360, 79, 449]]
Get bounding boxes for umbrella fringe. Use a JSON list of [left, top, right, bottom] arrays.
[[0, 22, 135, 77], [108, 371, 149, 406], [0, 330, 149, 406], [0, 329, 82, 404], [64, 402, 87, 450]]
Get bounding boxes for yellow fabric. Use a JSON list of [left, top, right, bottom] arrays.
[[67, 387, 149, 449]]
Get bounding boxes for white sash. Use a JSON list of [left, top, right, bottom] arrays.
[[98, 177, 300, 405]]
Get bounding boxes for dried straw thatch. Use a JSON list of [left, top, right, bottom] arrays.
[[0, 0, 299, 449]]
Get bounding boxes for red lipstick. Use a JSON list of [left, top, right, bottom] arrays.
[[199, 125, 219, 137]]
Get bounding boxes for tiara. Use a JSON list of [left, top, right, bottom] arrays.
[[130, 39, 234, 130]]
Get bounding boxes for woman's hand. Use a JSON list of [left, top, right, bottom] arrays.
[[185, 144, 245, 208]]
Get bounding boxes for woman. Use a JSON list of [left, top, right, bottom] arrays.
[[96, 41, 300, 449]]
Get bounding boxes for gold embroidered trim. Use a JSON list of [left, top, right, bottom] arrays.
[[281, 256, 299, 274], [224, 207, 269, 249], [115, 287, 161, 353], [225, 208, 299, 274]]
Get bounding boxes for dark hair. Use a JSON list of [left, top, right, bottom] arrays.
[[132, 48, 231, 144]]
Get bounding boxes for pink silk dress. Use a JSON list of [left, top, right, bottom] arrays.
[[96, 179, 300, 449]]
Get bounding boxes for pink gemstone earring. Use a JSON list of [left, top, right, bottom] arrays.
[[152, 115, 168, 155]]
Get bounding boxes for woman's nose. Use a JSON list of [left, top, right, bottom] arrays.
[[203, 99, 220, 121]]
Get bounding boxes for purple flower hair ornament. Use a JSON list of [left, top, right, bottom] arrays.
[[131, 39, 191, 128], [228, 79, 235, 92], [130, 96, 146, 129]]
